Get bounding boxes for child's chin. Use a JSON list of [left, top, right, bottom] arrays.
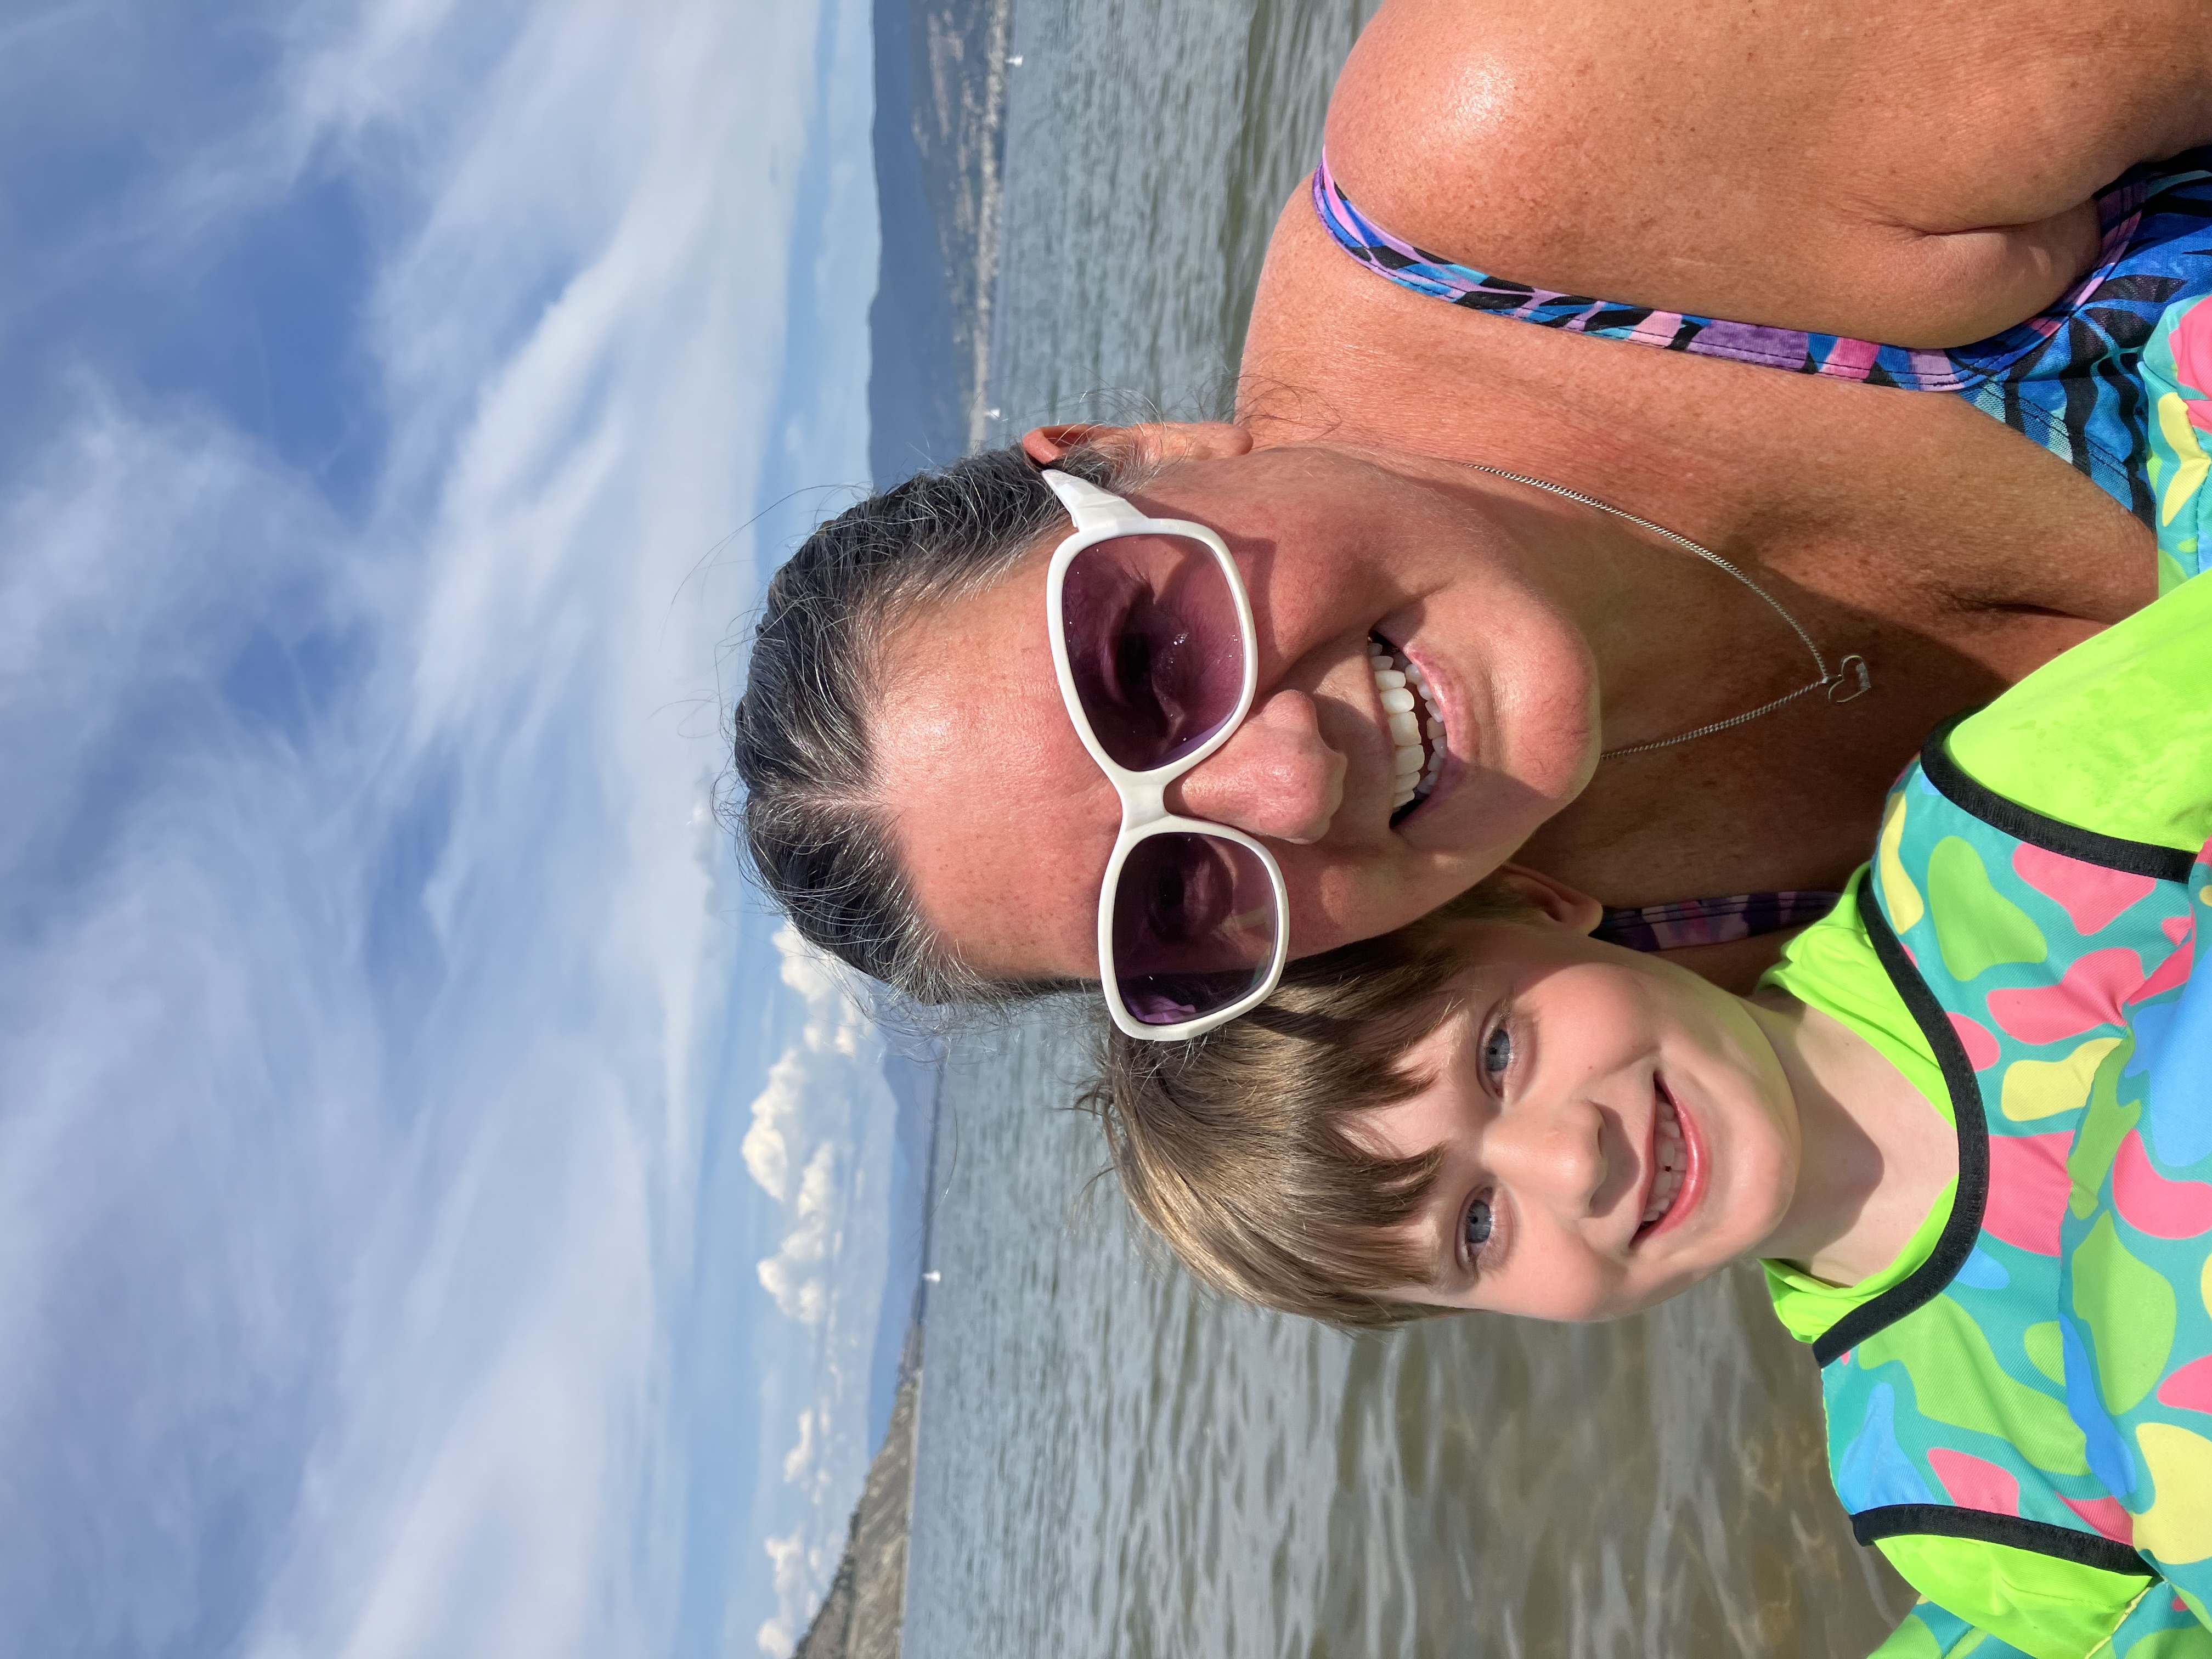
[[1627, 1258, 1727, 1316]]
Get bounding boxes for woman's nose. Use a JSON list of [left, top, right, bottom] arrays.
[[1166, 690, 1346, 844], [1487, 1094, 1609, 1216]]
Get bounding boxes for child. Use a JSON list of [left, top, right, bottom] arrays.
[[1090, 572, 2212, 1658]]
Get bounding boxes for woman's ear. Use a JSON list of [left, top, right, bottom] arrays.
[[1021, 424, 1107, 464], [1020, 420, 1253, 466], [1491, 863, 1606, 935]]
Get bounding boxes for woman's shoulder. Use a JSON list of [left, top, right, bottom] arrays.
[[1321, 0, 2212, 347]]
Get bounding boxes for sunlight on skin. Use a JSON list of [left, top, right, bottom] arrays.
[[869, 429, 1746, 980]]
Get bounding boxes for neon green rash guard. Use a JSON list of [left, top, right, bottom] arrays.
[[1762, 568, 2212, 1659]]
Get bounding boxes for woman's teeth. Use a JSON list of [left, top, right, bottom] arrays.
[[1369, 637, 1447, 813], [1642, 1088, 1686, 1227]]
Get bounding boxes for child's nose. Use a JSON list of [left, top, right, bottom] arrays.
[[1166, 690, 1346, 845], [1489, 1094, 1610, 1215]]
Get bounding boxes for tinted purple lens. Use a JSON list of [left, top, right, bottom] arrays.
[[1060, 533, 1248, 772], [1110, 832, 1279, 1026]]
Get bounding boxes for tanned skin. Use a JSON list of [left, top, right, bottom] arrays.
[[1217, 0, 2212, 986]]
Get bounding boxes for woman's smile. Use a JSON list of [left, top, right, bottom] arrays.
[[1366, 635, 1448, 819], [872, 443, 1603, 981]]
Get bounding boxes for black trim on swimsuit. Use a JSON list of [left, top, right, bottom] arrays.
[[1809, 878, 1991, 1368], [1810, 710, 2196, 1364], [1852, 1505, 2154, 1577], [1918, 715, 2197, 883]]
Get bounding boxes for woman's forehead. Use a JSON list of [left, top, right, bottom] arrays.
[[870, 595, 1119, 978]]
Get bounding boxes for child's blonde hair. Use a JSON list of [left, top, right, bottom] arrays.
[[1081, 883, 1535, 1330]]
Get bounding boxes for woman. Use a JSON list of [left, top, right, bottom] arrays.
[[733, 0, 2212, 1004]]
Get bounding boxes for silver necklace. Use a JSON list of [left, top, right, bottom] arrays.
[[1464, 464, 1872, 759]]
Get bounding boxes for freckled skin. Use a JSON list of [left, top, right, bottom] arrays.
[[873, 443, 1601, 979], [872, 3, 2208, 983], [1327, 0, 2212, 347]]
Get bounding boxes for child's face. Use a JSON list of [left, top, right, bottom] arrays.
[[1357, 918, 1803, 1322]]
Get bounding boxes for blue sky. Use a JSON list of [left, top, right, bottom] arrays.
[[0, 2, 916, 1654]]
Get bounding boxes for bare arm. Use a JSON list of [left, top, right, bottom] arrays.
[[1325, 0, 2212, 347]]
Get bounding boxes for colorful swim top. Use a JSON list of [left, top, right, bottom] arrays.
[[1314, 148, 2212, 528], [1762, 568, 2212, 1658], [1321, 147, 2212, 955]]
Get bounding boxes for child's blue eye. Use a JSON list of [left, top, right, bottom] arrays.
[[1464, 1197, 1493, 1251], [1481, 1025, 1513, 1079]]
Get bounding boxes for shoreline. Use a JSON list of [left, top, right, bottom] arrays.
[[793, 1061, 946, 1659]]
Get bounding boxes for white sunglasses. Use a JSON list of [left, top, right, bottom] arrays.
[[1041, 469, 1291, 1040]]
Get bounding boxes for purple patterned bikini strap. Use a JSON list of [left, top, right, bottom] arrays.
[[1594, 890, 1844, 953], [1308, 147, 2197, 522]]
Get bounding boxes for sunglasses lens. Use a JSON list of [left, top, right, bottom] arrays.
[[1110, 832, 1280, 1026], [1060, 534, 1248, 772]]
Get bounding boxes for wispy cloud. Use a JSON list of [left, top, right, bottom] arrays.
[[0, 1, 886, 1655]]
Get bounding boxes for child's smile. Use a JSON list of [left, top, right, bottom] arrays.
[[1355, 915, 1806, 1321], [1635, 1078, 1695, 1237]]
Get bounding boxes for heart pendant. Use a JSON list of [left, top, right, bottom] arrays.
[[1827, 654, 1873, 704]]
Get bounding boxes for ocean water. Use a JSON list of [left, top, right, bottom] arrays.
[[898, 2, 1915, 1652]]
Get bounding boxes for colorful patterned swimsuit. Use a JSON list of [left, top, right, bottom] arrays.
[[1764, 572, 2212, 1658], [1313, 149, 2212, 954]]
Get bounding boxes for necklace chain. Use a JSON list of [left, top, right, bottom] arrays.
[[1462, 464, 1872, 759]]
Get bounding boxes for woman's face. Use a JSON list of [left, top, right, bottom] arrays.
[[870, 436, 1605, 980]]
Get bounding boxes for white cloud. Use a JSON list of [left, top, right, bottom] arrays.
[[743, 926, 880, 1204], [740, 926, 904, 1653], [0, 400, 385, 1657], [0, 0, 887, 1656], [759, 1142, 840, 1324], [755, 1528, 819, 1658], [782, 1408, 822, 1485]]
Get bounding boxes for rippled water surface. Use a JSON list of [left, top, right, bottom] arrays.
[[900, 3, 1914, 1652]]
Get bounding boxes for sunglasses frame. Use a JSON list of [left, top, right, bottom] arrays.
[[1041, 468, 1291, 1041]]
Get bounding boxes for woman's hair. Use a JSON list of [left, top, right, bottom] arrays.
[[729, 439, 1162, 1007], [1081, 883, 1538, 1331]]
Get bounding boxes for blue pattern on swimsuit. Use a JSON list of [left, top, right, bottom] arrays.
[[1314, 149, 2212, 525]]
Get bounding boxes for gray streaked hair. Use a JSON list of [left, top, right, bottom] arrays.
[[728, 439, 1163, 1006]]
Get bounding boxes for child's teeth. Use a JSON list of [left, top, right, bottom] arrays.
[[1643, 1093, 1686, 1225], [1641, 1161, 1683, 1225]]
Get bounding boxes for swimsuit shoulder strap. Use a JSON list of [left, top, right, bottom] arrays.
[[1312, 150, 2212, 523]]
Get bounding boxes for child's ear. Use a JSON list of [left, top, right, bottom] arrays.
[[1492, 864, 1606, 935]]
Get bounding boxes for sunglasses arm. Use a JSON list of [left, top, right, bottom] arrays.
[[1041, 469, 1149, 532]]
